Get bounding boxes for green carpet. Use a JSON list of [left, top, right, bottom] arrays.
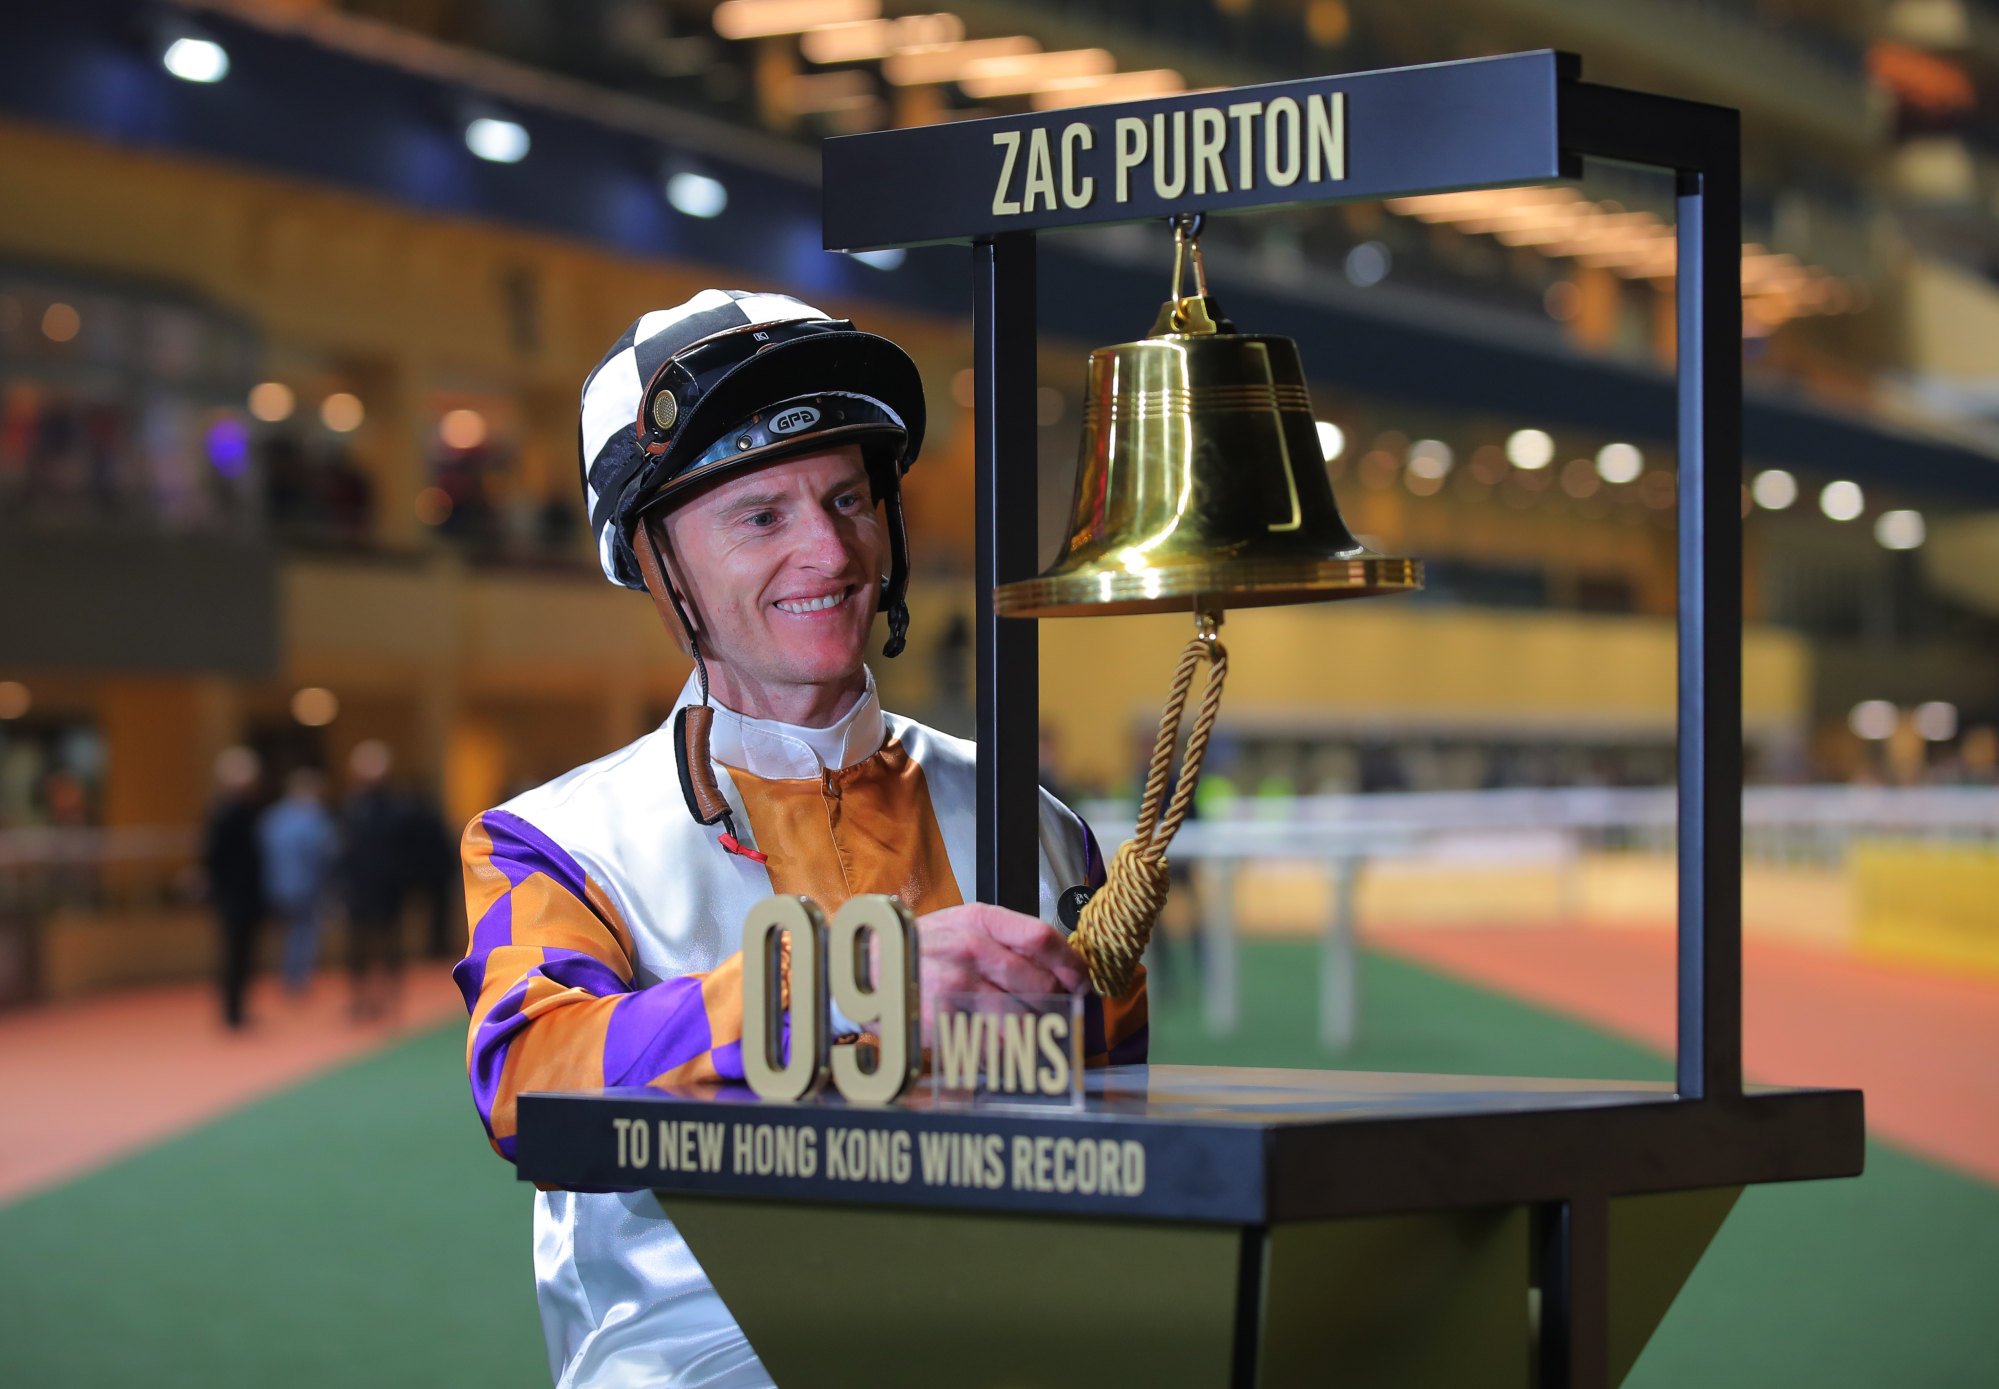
[[1149, 945, 1999, 1389], [0, 945, 1992, 1386], [0, 1018, 544, 1388]]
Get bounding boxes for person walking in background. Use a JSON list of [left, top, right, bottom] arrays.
[[260, 767, 339, 996], [401, 788, 460, 961], [339, 739, 407, 1022], [200, 746, 264, 1030]]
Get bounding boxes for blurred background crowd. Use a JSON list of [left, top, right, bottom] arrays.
[[1, 4, 1997, 1385], [5, 0, 1999, 1004]]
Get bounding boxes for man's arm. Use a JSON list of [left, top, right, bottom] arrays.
[[453, 809, 761, 1162]]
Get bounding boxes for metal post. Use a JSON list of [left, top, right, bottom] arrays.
[[1203, 860, 1239, 1035], [1537, 1196, 1609, 1389], [973, 234, 1043, 914], [1674, 143, 1744, 1101], [1320, 858, 1361, 1051]]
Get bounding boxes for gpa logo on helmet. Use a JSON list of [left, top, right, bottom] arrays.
[[770, 406, 821, 437]]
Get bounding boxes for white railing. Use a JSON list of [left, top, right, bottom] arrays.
[[1079, 785, 1999, 866], [1073, 786, 1999, 1047], [0, 826, 200, 912]]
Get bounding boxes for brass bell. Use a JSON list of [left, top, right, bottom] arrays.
[[995, 216, 1422, 1001], [994, 216, 1422, 618]]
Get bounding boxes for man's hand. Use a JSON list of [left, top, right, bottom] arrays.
[[909, 903, 1088, 1048]]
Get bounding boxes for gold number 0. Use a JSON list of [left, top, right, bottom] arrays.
[[740, 893, 919, 1106], [740, 897, 829, 1102]]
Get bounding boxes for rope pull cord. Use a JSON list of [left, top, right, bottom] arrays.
[[1070, 610, 1229, 999]]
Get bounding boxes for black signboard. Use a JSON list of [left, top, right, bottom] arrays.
[[822, 50, 1574, 249]]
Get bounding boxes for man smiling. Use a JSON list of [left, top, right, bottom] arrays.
[[453, 290, 1147, 1387]]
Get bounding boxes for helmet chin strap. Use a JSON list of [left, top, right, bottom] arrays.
[[635, 522, 766, 862], [881, 479, 911, 659]]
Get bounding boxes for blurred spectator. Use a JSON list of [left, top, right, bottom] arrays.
[[321, 448, 374, 540], [401, 788, 461, 961], [339, 739, 406, 1021], [201, 746, 264, 1030], [1959, 726, 1997, 786], [260, 767, 339, 996], [1039, 725, 1074, 812]]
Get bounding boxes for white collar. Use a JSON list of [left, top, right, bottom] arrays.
[[678, 668, 887, 778]]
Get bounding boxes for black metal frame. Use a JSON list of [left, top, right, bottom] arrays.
[[829, 52, 1743, 1105], [818, 51, 1763, 1388]]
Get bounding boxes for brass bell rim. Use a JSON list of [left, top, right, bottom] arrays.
[[994, 555, 1423, 619]]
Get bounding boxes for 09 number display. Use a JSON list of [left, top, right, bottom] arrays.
[[740, 894, 920, 1106]]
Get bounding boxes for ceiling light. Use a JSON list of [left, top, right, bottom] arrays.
[[666, 170, 729, 218], [248, 382, 295, 422], [802, 14, 964, 64], [440, 408, 488, 449], [40, 303, 80, 343], [1031, 70, 1184, 109], [465, 115, 530, 164], [715, 0, 878, 41], [1913, 701, 1957, 742], [1344, 242, 1391, 287], [320, 393, 365, 433], [1751, 468, 1797, 510], [162, 34, 229, 84], [1874, 509, 1925, 550], [1595, 442, 1643, 484], [884, 37, 1040, 87], [291, 687, 340, 727], [1819, 480, 1864, 521], [1505, 428, 1555, 470], [1848, 700, 1898, 741], [1407, 439, 1453, 479], [957, 49, 1116, 99]]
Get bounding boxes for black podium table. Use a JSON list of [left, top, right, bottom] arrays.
[[518, 1065, 1862, 1388]]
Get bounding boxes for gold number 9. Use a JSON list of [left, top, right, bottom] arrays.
[[827, 895, 920, 1106]]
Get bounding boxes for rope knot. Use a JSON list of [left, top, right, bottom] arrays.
[[1074, 841, 1170, 998]]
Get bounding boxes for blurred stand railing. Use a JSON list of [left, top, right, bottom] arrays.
[[1081, 785, 1999, 868], [1076, 786, 1999, 1045], [0, 827, 199, 1007]]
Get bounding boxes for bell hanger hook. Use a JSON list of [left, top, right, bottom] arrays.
[[1164, 212, 1221, 335], [1168, 211, 1209, 303]]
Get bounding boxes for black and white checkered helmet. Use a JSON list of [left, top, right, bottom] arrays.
[[578, 289, 925, 595]]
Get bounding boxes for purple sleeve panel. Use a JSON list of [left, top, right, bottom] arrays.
[[457, 809, 779, 1163], [464, 946, 627, 1141], [1081, 820, 1107, 891], [480, 809, 594, 903], [1108, 1021, 1149, 1066], [602, 976, 711, 1085], [455, 809, 631, 1012]]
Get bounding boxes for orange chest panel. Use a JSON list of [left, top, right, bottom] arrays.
[[723, 738, 964, 917]]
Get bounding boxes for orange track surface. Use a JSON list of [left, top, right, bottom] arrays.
[[1372, 927, 1999, 1186], [0, 966, 463, 1206]]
